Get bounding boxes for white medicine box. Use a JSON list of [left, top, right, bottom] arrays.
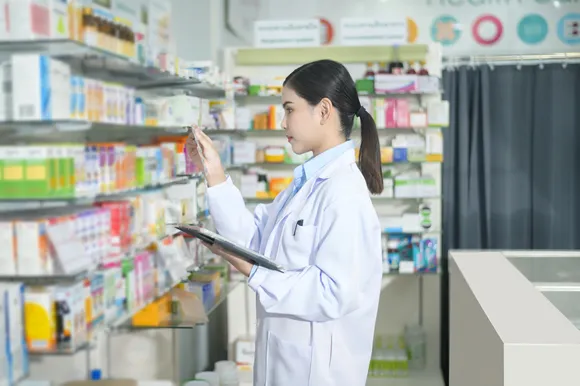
[[11, 55, 71, 121], [232, 141, 256, 165]]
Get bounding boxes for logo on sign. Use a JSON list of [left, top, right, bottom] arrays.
[[557, 13, 580, 45], [518, 14, 548, 45], [472, 14, 503, 46], [431, 15, 461, 46]]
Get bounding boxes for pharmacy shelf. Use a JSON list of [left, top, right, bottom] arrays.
[[238, 368, 443, 386], [118, 279, 243, 330], [206, 127, 442, 138], [28, 342, 92, 356], [0, 119, 192, 135], [0, 176, 200, 211], [234, 44, 429, 66], [110, 284, 188, 331], [366, 370, 444, 386], [228, 161, 441, 170], [243, 196, 440, 205], [380, 272, 440, 291], [384, 271, 440, 277], [0, 270, 91, 284], [0, 229, 189, 286], [0, 39, 225, 97], [233, 92, 436, 104]]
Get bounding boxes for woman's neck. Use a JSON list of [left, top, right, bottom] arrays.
[[312, 136, 347, 157]]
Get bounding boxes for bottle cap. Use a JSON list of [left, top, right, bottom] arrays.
[[90, 369, 102, 380]]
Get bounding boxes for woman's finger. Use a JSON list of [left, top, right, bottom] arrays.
[[201, 241, 219, 252], [193, 127, 214, 150]]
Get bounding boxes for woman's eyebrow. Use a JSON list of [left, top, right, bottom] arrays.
[[282, 101, 293, 108]]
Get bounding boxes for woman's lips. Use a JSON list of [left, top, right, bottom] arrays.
[[286, 136, 293, 142]]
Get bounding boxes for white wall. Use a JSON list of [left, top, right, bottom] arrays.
[[170, 0, 224, 62], [221, 0, 580, 57]]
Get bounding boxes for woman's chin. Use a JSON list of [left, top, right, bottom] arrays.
[[290, 143, 308, 155]]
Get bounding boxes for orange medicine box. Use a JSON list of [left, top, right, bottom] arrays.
[[131, 293, 172, 327]]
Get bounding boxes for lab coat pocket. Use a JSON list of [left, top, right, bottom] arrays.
[[280, 223, 317, 267], [266, 331, 312, 386]]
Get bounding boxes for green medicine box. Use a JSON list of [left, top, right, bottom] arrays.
[[23, 146, 54, 199], [0, 147, 25, 199]]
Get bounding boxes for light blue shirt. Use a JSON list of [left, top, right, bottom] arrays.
[[249, 140, 354, 278]]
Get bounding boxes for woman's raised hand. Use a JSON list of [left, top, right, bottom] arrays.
[[185, 126, 227, 186]]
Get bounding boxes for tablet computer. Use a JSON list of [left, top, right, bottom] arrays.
[[174, 224, 285, 273]]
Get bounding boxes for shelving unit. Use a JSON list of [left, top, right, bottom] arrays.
[[0, 32, 232, 385], [0, 39, 224, 97], [205, 127, 440, 137], [233, 44, 429, 65], [216, 43, 445, 385]]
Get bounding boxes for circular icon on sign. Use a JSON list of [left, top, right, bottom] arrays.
[[319, 18, 334, 45], [472, 14, 503, 45], [407, 17, 419, 43], [431, 15, 461, 46], [518, 14, 548, 45], [557, 13, 580, 45]]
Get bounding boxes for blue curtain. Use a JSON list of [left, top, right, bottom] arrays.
[[440, 63, 580, 384]]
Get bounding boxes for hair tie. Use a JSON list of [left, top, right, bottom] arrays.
[[355, 106, 366, 117]]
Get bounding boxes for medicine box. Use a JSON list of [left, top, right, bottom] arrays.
[[0, 147, 25, 199], [5, 0, 70, 40], [0, 61, 12, 122], [89, 272, 104, 329], [54, 282, 86, 351], [374, 74, 418, 94], [24, 287, 57, 352], [0, 222, 16, 275], [15, 218, 53, 276], [11, 54, 71, 121], [0, 284, 28, 386]]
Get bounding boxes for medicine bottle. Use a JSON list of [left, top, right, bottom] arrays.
[[82, 8, 97, 47]]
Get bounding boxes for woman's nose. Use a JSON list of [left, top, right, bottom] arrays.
[[281, 116, 287, 130]]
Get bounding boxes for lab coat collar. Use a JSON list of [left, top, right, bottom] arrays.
[[318, 148, 356, 180], [277, 148, 356, 222], [296, 140, 355, 183]]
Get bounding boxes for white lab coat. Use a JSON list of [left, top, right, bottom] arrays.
[[207, 148, 382, 386]]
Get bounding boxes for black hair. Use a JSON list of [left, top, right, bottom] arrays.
[[283, 59, 383, 194]]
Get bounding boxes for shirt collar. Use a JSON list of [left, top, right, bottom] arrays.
[[293, 140, 355, 187]]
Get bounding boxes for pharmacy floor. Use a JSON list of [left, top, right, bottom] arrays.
[[237, 369, 445, 386], [365, 370, 444, 386]]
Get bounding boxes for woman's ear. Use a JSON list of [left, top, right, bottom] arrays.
[[319, 97, 332, 125]]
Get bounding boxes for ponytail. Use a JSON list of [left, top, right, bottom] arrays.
[[357, 108, 383, 194]]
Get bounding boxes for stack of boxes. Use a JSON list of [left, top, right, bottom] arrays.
[[0, 141, 189, 200], [0, 233, 191, 360], [0, 52, 212, 128], [0, 0, 172, 69]]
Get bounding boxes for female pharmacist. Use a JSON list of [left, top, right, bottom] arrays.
[[187, 59, 383, 386]]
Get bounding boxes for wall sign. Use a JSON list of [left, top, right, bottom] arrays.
[[339, 18, 407, 46], [253, 19, 321, 48], [247, 0, 580, 56]]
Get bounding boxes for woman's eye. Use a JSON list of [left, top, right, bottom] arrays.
[[285, 109, 292, 114]]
